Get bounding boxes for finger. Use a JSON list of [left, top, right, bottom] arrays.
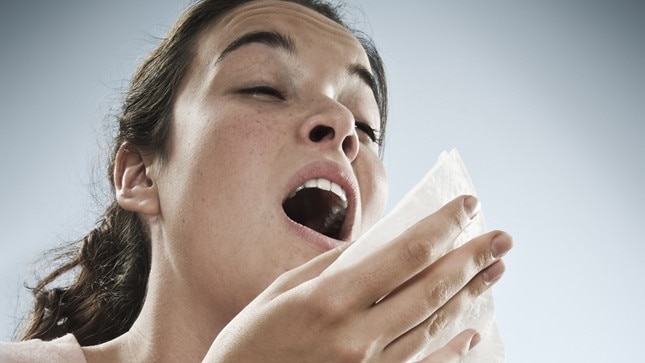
[[383, 258, 505, 360], [416, 329, 481, 363], [323, 195, 480, 308], [373, 231, 512, 341], [382, 257, 504, 360], [381, 325, 480, 363], [424, 258, 506, 339]]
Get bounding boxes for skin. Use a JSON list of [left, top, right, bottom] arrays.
[[83, 1, 512, 362]]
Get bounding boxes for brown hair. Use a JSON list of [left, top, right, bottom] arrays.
[[20, 0, 387, 346]]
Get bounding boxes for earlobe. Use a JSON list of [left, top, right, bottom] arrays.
[[114, 142, 160, 215]]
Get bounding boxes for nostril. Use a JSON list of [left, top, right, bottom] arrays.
[[342, 137, 356, 157], [309, 125, 335, 142]]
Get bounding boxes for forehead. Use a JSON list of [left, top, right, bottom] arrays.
[[199, 0, 369, 66]]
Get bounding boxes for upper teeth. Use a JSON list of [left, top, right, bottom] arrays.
[[289, 178, 348, 208]]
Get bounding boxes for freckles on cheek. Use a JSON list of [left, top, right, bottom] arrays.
[[243, 111, 285, 152], [209, 114, 277, 168]]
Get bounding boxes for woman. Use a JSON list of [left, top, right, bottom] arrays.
[[2, 0, 512, 361]]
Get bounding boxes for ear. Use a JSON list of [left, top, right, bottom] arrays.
[[114, 142, 160, 215]]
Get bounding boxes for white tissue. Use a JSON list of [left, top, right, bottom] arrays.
[[326, 149, 505, 362]]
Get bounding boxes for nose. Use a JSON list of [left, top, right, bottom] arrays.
[[299, 99, 359, 162]]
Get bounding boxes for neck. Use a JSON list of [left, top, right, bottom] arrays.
[[82, 259, 229, 362]]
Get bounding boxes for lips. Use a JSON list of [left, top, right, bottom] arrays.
[[281, 163, 358, 247]]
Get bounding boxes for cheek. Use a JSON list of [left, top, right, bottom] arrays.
[[355, 152, 388, 234], [158, 110, 278, 228], [185, 110, 278, 176]]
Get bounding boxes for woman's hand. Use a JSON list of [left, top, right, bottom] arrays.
[[203, 195, 512, 362]]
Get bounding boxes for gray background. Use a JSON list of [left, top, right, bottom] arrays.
[[1, 1, 644, 362]]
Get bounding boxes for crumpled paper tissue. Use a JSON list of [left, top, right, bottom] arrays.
[[326, 148, 505, 362]]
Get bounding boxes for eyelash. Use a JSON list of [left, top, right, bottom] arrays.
[[241, 86, 380, 145], [355, 121, 380, 144], [241, 86, 285, 100]]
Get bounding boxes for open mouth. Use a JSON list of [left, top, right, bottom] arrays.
[[282, 178, 348, 240]]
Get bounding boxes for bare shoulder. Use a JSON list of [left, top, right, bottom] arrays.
[[0, 334, 86, 363]]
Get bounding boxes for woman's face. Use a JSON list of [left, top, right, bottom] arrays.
[[151, 0, 387, 321]]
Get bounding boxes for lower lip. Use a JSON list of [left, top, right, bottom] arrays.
[[282, 214, 346, 252]]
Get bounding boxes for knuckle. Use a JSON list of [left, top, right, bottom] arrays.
[[425, 278, 452, 307], [271, 269, 295, 288], [468, 275, 489, 297], [425, 308, 450, 338], [307, 281, 351, 323], [336, 344, 370, 363], [301, 294, 377, 362], [401, 236, 434, 267], [450, 211, 468, 234], [439, 201, 468, 232], [335, 336, 379, 363], [402, 200, 474, 269], [445, 341, 468, 359], [473, 246, 491, 271], [473, 229, 507, 268]]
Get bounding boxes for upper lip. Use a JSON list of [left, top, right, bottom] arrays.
[[281, 160, 359, 242]]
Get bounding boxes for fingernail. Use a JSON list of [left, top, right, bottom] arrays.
[[491, 233, 512, 259], [469, 332, 482, 350], [483, 260, 505, 285], [463, 196, 480, 219]]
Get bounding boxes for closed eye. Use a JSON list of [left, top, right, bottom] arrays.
[[355, 121, 381, 145], [240, 86, 285, 100]]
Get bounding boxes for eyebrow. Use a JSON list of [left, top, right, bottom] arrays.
[[217, 30, 379, 104], [216, 30, 296, 64]]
